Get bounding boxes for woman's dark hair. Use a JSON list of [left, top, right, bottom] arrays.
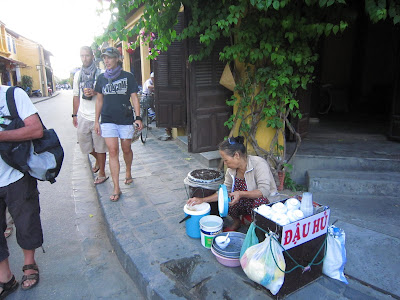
[[218, 136, 246, 157]]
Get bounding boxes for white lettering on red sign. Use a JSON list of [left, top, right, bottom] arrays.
[[281, 209, 330, 250]]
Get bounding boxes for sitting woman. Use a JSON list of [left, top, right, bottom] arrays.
[[187, 136, 277, 231]]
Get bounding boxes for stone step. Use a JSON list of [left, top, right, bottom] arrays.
[[176, 135, 221, 168], [306, 170, 400, 197], [291, 155, 400, 186], [304, 192, 400, 297], [309, 192, 400, 239]]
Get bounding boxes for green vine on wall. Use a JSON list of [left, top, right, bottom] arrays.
[[96, 0, 400, 175]]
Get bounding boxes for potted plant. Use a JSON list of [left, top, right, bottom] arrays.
[[21, 75, 33, 96]]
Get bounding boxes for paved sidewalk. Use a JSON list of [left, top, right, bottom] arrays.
[[91, 126, 397, 299]]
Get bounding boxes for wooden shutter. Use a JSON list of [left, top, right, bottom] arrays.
[[154, 12, 186, 128], [188, 38, 232, 153]]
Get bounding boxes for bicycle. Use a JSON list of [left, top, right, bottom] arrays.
[[139, 93, 154, 143]]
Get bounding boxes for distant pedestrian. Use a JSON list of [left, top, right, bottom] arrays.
[[142, 72, 156, 122], [73, 46, 108, 185], [143, 72, 170, 141], [0, 85, 44, 296], [94, 47, 142, 202]]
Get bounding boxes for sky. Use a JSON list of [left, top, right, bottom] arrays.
[[0, 0, 111, 79]]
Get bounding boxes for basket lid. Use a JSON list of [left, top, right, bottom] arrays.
[[187, 169, 224, 184]]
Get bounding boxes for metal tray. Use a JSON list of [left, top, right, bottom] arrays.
[[211, 232, 246, 258]]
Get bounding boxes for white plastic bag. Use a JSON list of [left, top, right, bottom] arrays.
[[322, 225, 348, 284], [240, 232, 286, 295]]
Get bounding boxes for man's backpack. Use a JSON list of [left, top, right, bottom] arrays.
[[0, 87, 64, 183]]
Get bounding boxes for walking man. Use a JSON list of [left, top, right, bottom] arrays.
[[73, 46, 108, 184], [0, 85, 44, 297], [94, 47, 142, 202]]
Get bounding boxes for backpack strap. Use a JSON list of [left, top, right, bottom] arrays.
[[6, 87, 19, 118], [5, 86, 47, 130]]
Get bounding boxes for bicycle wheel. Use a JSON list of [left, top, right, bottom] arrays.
[[318, 90, 332, 115], [140, 109, 148, 143]]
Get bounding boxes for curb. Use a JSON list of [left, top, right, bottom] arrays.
[[31, 92, 60, 104]]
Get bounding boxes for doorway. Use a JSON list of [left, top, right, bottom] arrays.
[[301, 16, 399, 144]]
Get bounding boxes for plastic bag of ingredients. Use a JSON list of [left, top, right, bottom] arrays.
[[240, 222, 259, 258], [240, 232, 285, 295], [322, 225, 348, 284]]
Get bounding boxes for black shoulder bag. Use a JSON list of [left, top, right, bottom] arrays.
[[0, 87, 64, 183]]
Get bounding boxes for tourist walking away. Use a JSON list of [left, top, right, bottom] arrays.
[[143, 72, 171, 141], [142, 72, 154, 95], [0, 85, 44, 297], [142, 72, 156, 122], [94, 47, 142, 202], [187, 136, 277, 231], [73, 46, 108, 185]]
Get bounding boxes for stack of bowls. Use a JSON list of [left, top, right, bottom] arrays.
[[210, 232, 246, 267]]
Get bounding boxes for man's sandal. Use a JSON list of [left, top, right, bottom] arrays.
[[21, 264, 39, 291], [0, 275, 18, 299]]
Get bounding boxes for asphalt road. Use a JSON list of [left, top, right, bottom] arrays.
[[6, 90, 142, 299]]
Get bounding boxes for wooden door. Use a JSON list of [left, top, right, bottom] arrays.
[[388, 30, 400, 141], [389, 67, 400, 140], [154, 13, 186, 128], [187, 38, 232, 153]]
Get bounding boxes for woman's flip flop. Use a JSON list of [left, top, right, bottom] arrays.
[[110, 192, 122, 202], [94, 176, 109, 185], [124, 177, 133, 185]]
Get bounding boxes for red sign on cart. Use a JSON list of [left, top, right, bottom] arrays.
[[281, 209, 330, 250]]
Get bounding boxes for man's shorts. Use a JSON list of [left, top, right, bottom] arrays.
[[100, 123, 135, 139], [0, 175, 43, 261], [77, 115, 108, 154]]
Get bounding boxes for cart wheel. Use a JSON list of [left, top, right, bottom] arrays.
[[140, 109, 148, 143]]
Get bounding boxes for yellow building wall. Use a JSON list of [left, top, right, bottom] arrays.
[[124, 6, 151, 86], [1, 23, 51, 92], [16, 37, 42, 90], [232, 61, 282, 156]]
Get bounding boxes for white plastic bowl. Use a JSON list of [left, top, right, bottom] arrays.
[[215, 236, 231, 249]]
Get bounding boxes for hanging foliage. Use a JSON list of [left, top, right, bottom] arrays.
[[96, 0, 400, 173]]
